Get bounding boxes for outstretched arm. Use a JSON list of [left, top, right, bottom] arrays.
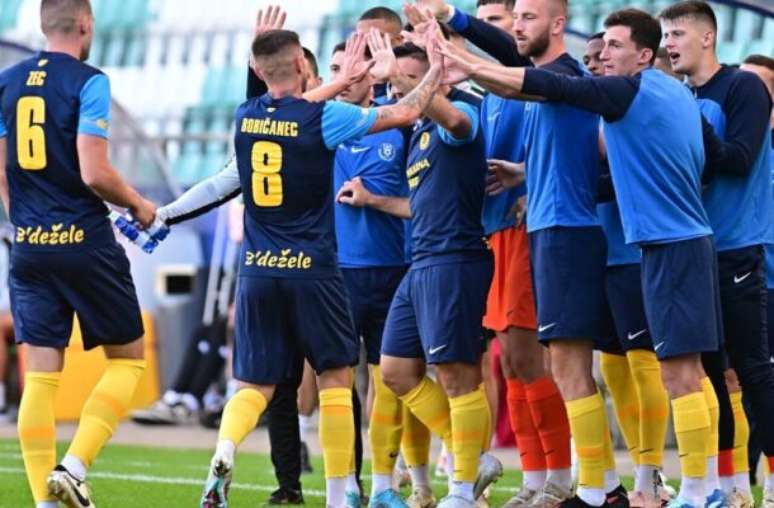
[[337, 177, 411, 219], [156, 157, 242, 225]]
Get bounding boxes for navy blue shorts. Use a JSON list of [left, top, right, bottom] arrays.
[[381, 256, 493, 365], [717, 245, 768, 365], [10, 242, 144, 350], [341, 266, 407, 365], [233, 275, 359, 385], [595, 298, 623, 354], [641, 236, 723, 359], [528, 226, 608, 342], [606, 263, 652, 352], [768, 289, 774, 358]]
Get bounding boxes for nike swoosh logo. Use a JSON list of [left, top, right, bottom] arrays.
[[351, 146, 370, 154], [627, 329, 647, 341], [67, 476, 91, 506], [389, 451, 399, 458], [654, 341, 665, 351], [734, 272, 752, 284], [488, 113, 501, 123], [538, 323, 556, 333], [429, 344, 448, 355]]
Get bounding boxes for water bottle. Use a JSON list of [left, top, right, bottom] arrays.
[[109, 210, 158, 254], [145, 217, 170, 243]]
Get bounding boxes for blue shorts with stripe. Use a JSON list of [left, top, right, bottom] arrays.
[[10, 242, 144, 350], [233, 275, 359, 385], [381, 254, 493, 365], [641, 236, 723, 359]]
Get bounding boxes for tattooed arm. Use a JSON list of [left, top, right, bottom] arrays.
[[367, 64, 443, 134]]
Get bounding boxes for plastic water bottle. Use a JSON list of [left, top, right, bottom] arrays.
[[145, 217, 170, 243], [109, 210, 158, 254]]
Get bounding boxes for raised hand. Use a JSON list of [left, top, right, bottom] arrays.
[[437, 38, 476, 84], [403, 4, 437, 39], [255, 5, 286, 36], [339, 32, 375, 86], [367, 28, 399, 81], [413, 0, 451, 21]]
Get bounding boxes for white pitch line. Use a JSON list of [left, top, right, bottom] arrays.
[[0, 466, 327, 497]]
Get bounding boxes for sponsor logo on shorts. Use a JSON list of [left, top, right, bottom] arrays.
[[538, 323, 556, 333], [733, 272, 752, 284], [627, 329, 647, 341], [244, 249, 312, 270], [15, 224, 85, 246]]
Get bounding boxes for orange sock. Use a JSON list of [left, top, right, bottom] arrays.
[[525, 376, 571, 469], [507, 378, 547, 471]]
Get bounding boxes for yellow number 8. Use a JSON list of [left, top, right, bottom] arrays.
[[251, 141, 283, 207], [17, 96, 47, 171]]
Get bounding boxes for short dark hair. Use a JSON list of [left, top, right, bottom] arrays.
[[251, 30, 301, 59], [303, 47, 319, 78], [604, 8, 662, 64], [359, 7, 402, 26], [393, 42, 428, 64], [40, 0, 92, 36], [476, 0, 516, 10], [659, 1, 717, 32], [332, 41, 346, 55], [744, 54, 774, 72], [589, 31, 605, 41]]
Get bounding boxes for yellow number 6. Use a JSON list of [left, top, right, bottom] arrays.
[[251, 141, 283, 207], [17, 96, 47, 171]]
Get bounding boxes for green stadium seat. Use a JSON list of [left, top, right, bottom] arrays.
[[103, 31, 126, 68], [0, 0, 23, 32], [124, 34, 145, 67], [747, 39, 774, 59], [733, 8, 761, 42]]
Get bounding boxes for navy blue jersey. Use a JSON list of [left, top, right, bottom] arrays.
[[481, 94, 527, 235], [0, 51, 114, 251], [334, 127, 408, 267], [523, 68, 712, 245], [522, 54, 602, 233], [406, 100, 488, 266], [694, 66, 773, 251], [767, 134, 774, 289], [234, 94, 376, 278]]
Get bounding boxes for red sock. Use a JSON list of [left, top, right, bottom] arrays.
[[719, 449, 734, 477], [506, 378, 547, 471], [525, 376, 572, 470], [767, 456, 774, 474]]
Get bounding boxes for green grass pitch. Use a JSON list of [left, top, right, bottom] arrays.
[[0, 439, 765, 507]]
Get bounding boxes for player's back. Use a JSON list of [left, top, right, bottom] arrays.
[[0, 51, 112, 251], [234, 94, 338, 278]]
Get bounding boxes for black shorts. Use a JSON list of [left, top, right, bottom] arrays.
[[10, 242, 144, 350]]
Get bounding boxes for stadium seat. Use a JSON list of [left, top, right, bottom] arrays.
[[717, 40, 749, 65]]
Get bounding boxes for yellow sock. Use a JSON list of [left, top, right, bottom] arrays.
[[672, 391, 711, 477], [730, 391, 750, 474], [479, 384, 492, 453], [369, 366, 403, 475], [627, 349, 669, 467], [218, 388, 268, 445], [319, 387, 354, 479], [701, 377, 720, 459], [448, 388, 489, 483], [400, 403, 431, 467], [566, 391, 607, 489], [18, 371, 60, 503], [399, 376, 452, 450], [600, 352, 640, 466], [67, 359, 145, 467]]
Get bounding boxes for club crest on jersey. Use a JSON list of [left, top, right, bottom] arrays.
[[378, 143, 395, 161], [419, 132, 431, 150]]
